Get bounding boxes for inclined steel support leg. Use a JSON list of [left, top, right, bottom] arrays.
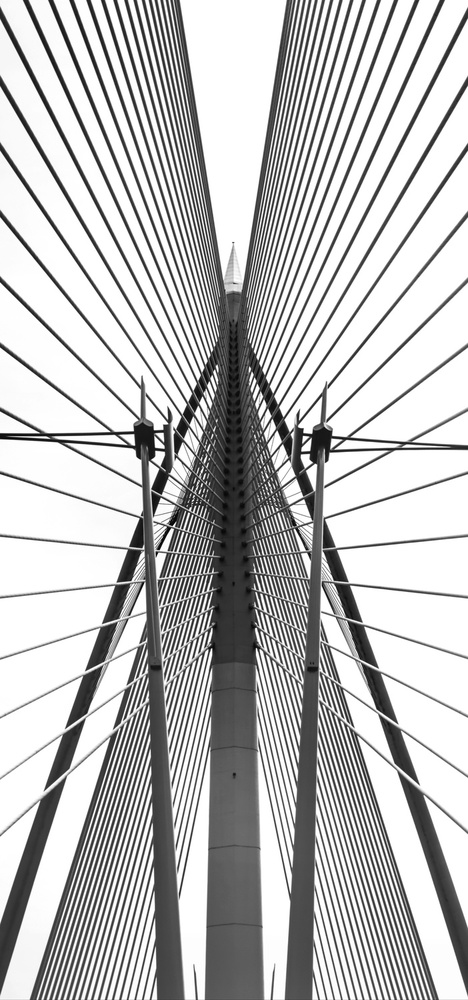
[[285, 387, 332, 1000], [135, 380, 185, 1000]]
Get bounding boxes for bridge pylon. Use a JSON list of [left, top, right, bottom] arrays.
[[205, 245, 264, 1000]]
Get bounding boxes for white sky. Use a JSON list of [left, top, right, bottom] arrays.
[[1, 1, 468, 999], [181, 0, 286, 274]]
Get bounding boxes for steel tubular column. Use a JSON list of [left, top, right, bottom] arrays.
[[285, 388, 332, 999], [135, 381, 184, 1000], [205, 271, 264, 999]]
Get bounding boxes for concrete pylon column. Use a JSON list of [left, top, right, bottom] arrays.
[[205, 249, 263, 999]]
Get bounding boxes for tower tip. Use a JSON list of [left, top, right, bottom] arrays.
[[224, 244, 243, 294]]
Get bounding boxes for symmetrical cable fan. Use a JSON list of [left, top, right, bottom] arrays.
[[1, 1, 467, 998]]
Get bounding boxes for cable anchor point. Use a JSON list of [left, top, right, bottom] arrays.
[[310, 382, 333, 464], [133, 377, 155, 460]]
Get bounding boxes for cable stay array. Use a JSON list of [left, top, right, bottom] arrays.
[[1, 0, 467, 998]]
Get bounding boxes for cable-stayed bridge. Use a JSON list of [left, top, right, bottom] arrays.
[[0, 1, 467, 997]]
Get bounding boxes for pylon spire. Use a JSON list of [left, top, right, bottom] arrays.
[[224, 242, 243, 293]]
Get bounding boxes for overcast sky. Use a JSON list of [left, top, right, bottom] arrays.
[[181, 0, 285, 273], [1, 2, 467, 998]]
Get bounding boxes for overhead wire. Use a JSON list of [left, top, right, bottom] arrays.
[[32, 645, 151, 997], [320, 642, 437, 996], [0, 399, 211, 515], [0, 643, 146, 721], [322, 642, 468, 720], [153, 0, 225, 292], [0, 149, 222, 443], [0, 700, 149, 840], [322, 609, 468, 663], [130, 0, 222, 305], [320, 670, 468, 781], [323, 533, 468, 550], [0, 609, 146, 662], [3, 0, 465, 991], [1, 0, 227, 992], [1, 85, 220, 448], [326, 579, 468, 601], [245, 0, 333, 309], [247, 5, 466, 450], [326, 468, 468, 519], [247, 0, 370, 348], [7, 0, 215, 395], [320, 700, 468, 837], [279, 214, 468, 433], [249, 375, 441, 995], [60, 0, 220, 359], [246, 0, 405, 369], [0, 468, 141, 520], [0, 673, 149, 784], [330, 326, 468, 460], [0, 533, 143, 551], [251, 0, 454, 373]]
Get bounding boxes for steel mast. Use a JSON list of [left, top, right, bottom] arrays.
[[205, 246, 264, 999]]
